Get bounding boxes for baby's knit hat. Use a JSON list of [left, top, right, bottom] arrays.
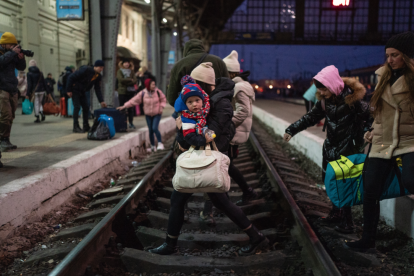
[[223, 50, 240, 72], [180, 75, 204, 103], [191, 62, 215, 85]]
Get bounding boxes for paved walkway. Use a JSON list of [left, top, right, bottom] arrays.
[[253, 99, 326, 139], [0, 105, 175, 186]]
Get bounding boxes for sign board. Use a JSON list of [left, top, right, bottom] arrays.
[[56, 0, 84, 21], [333, 0, 350, 6], [168, 51, 175, 64]]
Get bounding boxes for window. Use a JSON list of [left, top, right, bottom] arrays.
[[119, 16, 122, 35], [132, 20, 135, 42], [125, 15, 129, 39]]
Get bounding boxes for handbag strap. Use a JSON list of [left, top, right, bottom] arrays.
[[211, 140, 219, 151], [185, 146, 196, 158]]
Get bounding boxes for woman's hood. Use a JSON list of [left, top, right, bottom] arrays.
[[118, 61, 135, 71], [313, 65, 344, 96], [233, 77, 255, 101]]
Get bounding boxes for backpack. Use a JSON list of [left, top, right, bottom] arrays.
[[142, 89, 161, 104], [58, 72, 69, 87]]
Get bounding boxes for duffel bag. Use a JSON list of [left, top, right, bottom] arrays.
[[325, 154, 409, 208], [172, 141, 231, 193], [87, 118, 111, 140], [43, 95, 60, 116]]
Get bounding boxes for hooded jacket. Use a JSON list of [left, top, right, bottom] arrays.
[[0, 46, 26, 94], [66, 65, 104, 103], [176, 77, 235, 153], [27, 66, 49, 98], [123, 87, 166, 117], [167, 39, 229, 106], [286, 78, 372, 162], [231, 76, 255, 145], [116, 61, 137, 95], [370, 66, 414, 159]]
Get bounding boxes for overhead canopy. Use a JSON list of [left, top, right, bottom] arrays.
[[117, 46, 138, 59]]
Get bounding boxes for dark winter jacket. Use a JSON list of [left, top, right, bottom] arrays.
[[59, 66, 73, 95], [0, 46, 26, 94], [66, 65, 104, 103], [177, 77, 235, 153], [167, 39, 229, 106], [45, 77, 56, 93], [27, 66, 49, 98], [286, 78, 373, 162]]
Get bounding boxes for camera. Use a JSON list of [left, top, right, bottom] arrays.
[[16, 46, 34, 57]]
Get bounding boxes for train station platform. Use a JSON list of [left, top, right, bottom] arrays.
[[0, 105, 176, 241]]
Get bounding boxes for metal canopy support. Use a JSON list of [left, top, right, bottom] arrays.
[[97, 0, 123, 106], [151, 0, 173, 94]]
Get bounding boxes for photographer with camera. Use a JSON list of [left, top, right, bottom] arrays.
[[0, 32, 27, 168]]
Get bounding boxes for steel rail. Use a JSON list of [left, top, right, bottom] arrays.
[[249, 132, 341, 276], [49, 151, 173, 276]]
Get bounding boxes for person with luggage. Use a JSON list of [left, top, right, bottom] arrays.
[[45, 73, 56, 100], [283, 65, 372, 234], [345, 31, 414, 252], [26, 60, 51, 123], [117, 58, 137, 129], [0, 32, 26, 161], [58, 66, 74, 118], [117, 78, 167, 152], [66, 60, 107, 133], [148, 62, 268, 257]]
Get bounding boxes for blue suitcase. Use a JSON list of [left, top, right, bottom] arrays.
[[94, 107, 127, 132]]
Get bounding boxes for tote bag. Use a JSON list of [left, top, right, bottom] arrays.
[[172, 141, 231, 193]]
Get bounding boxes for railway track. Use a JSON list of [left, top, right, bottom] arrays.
[[14, 127, 340, 276]]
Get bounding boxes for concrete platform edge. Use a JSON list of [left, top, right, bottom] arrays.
[[252, 105, 324, 167], [0, 117, 175, 242]]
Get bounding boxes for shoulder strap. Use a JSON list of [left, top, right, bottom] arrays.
[[141, 91, 145, 102], [191, 53, 208, 73], [321, 99, 328, 132]]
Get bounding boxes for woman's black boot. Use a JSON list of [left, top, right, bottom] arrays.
[[148, 235, 177, 255], [34, 116, 40, 123], [239, 225, 269, 256], [40, 112, 45, 121], [335, 207, 354, 234]]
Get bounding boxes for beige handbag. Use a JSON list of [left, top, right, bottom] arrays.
[[172, 141, 231, 193]]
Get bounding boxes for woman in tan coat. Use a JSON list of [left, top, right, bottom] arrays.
[[346, 32, 414, 252]]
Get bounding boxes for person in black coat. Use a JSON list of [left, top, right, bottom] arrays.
[[66, 60, 107, 133], [149, 66, 268, 257], [284, 66, 372, 234], [26, 60, 50, 123]]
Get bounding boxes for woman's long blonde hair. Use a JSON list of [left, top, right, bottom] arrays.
[[371, 54, 414, 117]]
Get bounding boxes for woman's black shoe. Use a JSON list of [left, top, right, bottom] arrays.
[[83, 124, 91, 132], [148, 235, 177, 255], [40, 112, 45, 121], [73, 123, 84, 133], [34, 116, 40, 123], [239, 235, 269, 256], [344, 239, 376, 253]]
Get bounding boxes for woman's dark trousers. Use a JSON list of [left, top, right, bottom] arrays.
[[168, 190, 251, 236], [362, 153, 414, 242]]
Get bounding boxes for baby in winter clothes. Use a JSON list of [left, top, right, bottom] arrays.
[[174, 75, 213, 147]]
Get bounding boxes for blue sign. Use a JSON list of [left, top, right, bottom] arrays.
[[56, 0, 84, 21], [168, 51, 175, 64]]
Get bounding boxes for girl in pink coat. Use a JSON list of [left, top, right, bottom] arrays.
[[117, 79, 167, 152]]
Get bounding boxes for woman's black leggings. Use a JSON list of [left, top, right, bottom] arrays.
[[167, 190, 252, 236], [363, 153, 414, 233]]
